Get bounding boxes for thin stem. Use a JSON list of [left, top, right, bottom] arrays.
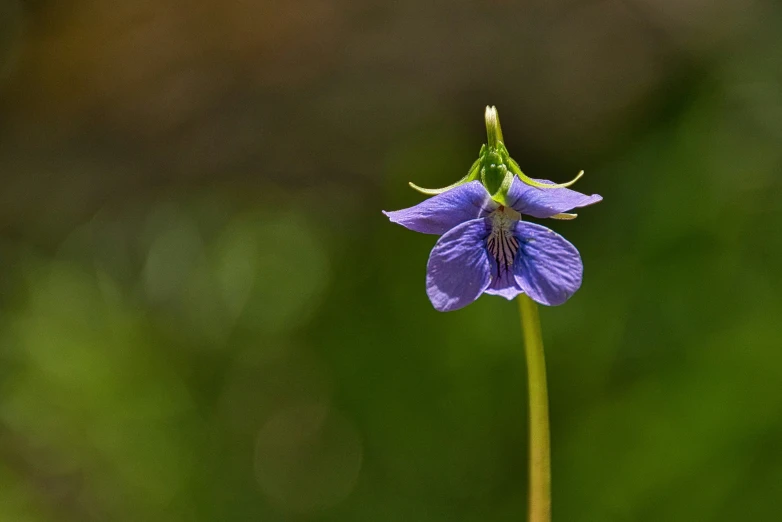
[[518, 294, 551, 522]]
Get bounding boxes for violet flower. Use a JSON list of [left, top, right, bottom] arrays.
[[383, 177, 601, 312], [385, 107, 600, 522]]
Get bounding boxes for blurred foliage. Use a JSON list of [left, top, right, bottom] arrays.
[[2, 0, 782, 520]]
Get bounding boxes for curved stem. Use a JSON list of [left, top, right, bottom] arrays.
[[518, 295, 551, 522]]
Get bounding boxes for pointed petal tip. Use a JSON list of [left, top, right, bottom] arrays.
[[506, 175, 603, 218], [583, 193, 603, 207], [383, 182, 496, 235]]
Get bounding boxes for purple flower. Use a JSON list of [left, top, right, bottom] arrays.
[[383, 177, 602, 311]]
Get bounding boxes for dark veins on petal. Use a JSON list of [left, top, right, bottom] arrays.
[[486, 213, 520, 280]]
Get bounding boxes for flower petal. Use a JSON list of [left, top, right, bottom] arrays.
[[506, 177, 602, 219], [512, 221, 583, 306], [484, 225, 525, 300], [426, 219, 492, 312], [383, 181, 496, 235], [484, 271, 525, 300]]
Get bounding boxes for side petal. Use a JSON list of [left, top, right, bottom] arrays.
[[383, 181, 496, 235], [426, 219, 492, 312], [506, 177, 602, 219], [512, 222, 583, 306]]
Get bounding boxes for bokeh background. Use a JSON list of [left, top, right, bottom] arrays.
[[1, 0, 782, 520]]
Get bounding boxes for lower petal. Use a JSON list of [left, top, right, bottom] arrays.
[[484, 269, 525, 300], [426, 219, 492, 312], [512, 222, 583, 306]]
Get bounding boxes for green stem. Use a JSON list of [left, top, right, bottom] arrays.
[[518, 295, 551, 522]]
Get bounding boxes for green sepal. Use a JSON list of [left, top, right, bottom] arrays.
[[480, 163, 505, 197], [408, 106, 585, 202], [408, 157, 481, 195], [508, 157, 584, 189], [488, 169, 515, 206]]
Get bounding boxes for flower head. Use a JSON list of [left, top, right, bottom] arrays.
[[383, 106, 602, 312]]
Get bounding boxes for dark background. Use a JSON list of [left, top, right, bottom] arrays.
[[2, 0, 782, 520]]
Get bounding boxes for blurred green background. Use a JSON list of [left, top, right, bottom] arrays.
[[2, 0, 782, 520]]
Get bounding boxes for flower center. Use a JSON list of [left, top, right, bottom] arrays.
[[486, 206, 520, 274]]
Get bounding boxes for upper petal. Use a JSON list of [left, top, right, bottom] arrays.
[[426, 218, 492, 312], [512, 221, 583, 306], [383, 181, 497, 235], [506, 177, 602, 219]]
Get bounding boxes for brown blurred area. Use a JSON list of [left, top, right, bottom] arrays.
[[2, 0, 772, 239]]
